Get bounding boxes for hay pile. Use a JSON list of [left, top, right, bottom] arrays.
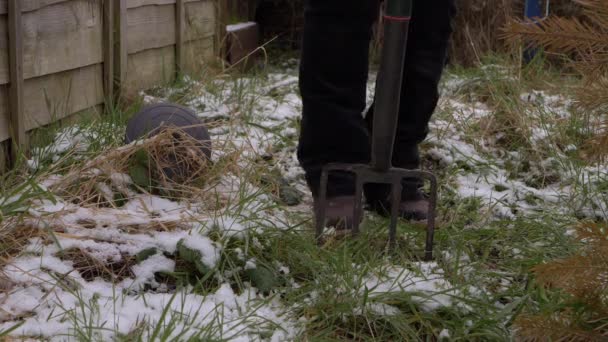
[[49, 126, 220, 208], [0, 127, 244, 291]]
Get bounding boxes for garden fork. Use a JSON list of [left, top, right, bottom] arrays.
[[315, 0, 438, 261]]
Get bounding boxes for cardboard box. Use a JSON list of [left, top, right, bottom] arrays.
[[226, 22, 260, 70]]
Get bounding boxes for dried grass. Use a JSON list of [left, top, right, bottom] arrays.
[[0, 125, 252, 290], [451, 0, 582, 66], [47, 126, 231, 209], [449, 0, 522, 66], [0, 220, 46, 270], [57, 248, 136, 282], [502, 0, 608, 160], [0, 220, 47, 295]]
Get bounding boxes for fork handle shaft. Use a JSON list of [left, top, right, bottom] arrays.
[[371, 3, 411, 171], [386, 0, 413, 17]]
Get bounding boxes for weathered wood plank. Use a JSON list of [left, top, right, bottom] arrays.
[[217, 0, 229, 58], [124, 45, 175, 96], [0, 84, 9, 142], [176, 0, 184, 74], [23, 64, 104, 131], [0, 16, 8, 85], [114, 0, 128, 97], [8, 0, 25, 156], [22, 1, 103, 82], [0, 139, 8, 171], [103, 0, 114, 102], [127, 4, 175, 54], [127, 0, 175, 8], [0, 0, 198, 15], [184, 0, 216, 42], [0, 0, 69, 15], [182, 36, 214, 76], [123, 37, 215, 95], [126, 1, 215, 55], [126, 0, 205, 10], [0, 1, 216, 82], [0, 0, 218, 147], [0, 1, 104, 85]]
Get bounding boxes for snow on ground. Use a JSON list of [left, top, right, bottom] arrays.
[[27, 128, 91, 171], [362, 262, 478, 313], [431, 73, 607, 219], [2, 64, 607, 340], [227, 22, 258, 33], [1, 272, 298, 341], [0, 187, 301, 340], [2, 72, 307, 339]]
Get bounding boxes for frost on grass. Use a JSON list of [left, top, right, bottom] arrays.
[[0, 156, 301, 338], [27, 125, 116, 171], [1, 271, 298, 341], [1, 71, 306, 340], [179, 233, 222, 270], [430, 73, 607, 220], [2, 192, 299, 340], [4, 62, 607, 340], [362, 262, 476, 313]]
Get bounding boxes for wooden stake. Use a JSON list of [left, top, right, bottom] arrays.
[[103, 0, 115, 104], [176, 0, 185, 75], [7, 0, 25, 164], [114, 0, 127, 98]]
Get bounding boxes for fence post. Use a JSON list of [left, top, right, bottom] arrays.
[[114, 0, 127, 98], [217, 0, 229, 59], [7, 0, 25, 165], [103, 0, 115, 105], [176, 0, 185, 76]]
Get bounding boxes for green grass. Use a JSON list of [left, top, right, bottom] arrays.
[[0, 53, 606, 341]]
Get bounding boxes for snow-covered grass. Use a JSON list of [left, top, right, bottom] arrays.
[[1, 55, 606, 341]]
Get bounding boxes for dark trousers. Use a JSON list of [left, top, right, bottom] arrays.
[[297, 0, 456, 198]]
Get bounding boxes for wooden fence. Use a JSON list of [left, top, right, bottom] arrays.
[[0, 0, 220, 168]]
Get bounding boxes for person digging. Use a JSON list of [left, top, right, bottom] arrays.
[[297, 0, 456, 230]]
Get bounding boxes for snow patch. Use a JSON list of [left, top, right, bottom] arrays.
[[181, 233, 222, 269], [363, 262, 472, 313], [226, 22, 257, 32]]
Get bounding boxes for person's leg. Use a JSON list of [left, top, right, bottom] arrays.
[[297, 0, 380, 198], [394, 0, 456, 164], [365, 0, 456, 215]]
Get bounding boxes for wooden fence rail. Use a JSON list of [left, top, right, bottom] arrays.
[[0, 0, 220, 168]]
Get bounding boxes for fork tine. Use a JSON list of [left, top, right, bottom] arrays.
[[316, 165, 438, 258], [316, 168, 330, 244], [424, 173, 438, 261], [388, 179, 402, 250], [352, 175, 364, 236]]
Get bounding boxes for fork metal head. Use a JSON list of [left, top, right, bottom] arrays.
[[315, 163, 438, 261]]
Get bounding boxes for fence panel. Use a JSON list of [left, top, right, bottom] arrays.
[[0, 0, 219, 167]]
